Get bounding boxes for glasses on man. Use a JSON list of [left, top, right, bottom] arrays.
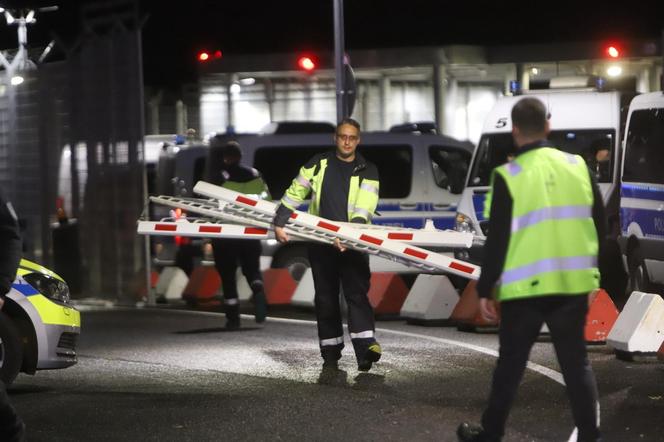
[[336, 134, 359, 143]]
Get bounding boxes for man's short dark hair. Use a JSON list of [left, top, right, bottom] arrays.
[[224, 140, 242, 160], [511, 97, 548, 136], [337, 117, 361, 133]]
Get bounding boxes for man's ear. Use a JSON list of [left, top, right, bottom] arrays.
[[543, 119, 551, 137]]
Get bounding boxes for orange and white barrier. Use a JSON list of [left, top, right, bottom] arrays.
[[367, 273, 409, 315], [182, 266, 221, 305], [607, 291, 664, 354], [585, 289, 620, 343], [138, 220, 270, 239], [400, 274, 459, 322], [263, 268, 298, 305], [290, 268, 315, 308]]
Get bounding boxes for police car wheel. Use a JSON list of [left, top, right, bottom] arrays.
[[627, 247, 650, 294], [271, 245, 310, 282], [0, 311, 23, 386]]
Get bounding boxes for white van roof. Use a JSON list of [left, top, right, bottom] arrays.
[[627, 91, 664, 111], [481, 91, 620, 134], [145, 134, 177, 163]]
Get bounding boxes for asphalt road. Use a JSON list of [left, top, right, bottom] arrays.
[[8, 306, 664, 441]]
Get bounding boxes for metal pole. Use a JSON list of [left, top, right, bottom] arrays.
[[333, 0, 346, 123]]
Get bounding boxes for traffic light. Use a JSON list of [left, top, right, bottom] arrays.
[[197, 50, 222, 62], [297, 55, 317, 72], [605, 45, 620, 59]]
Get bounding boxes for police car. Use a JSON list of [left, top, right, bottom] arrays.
[[1, 259, 81, 385], [619, 91, 664, 294]]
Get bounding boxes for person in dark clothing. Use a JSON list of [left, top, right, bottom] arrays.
[[0, 189, 26, 441], [457, 98, 605, 442], [272, 118, 382, 372], [212, 141, 269, 330]]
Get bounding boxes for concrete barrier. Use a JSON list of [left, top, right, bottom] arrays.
[[585, 289, 620, 343], [450, 280, 499, 331], [290, 268, 315, 308], [607, 291, 664, 356], [263, 268, 297, 305], [400, 274, 458, 323], [162, 267, 189, 301], [367, 272, 409, 316], [182, 266, 221, 305]]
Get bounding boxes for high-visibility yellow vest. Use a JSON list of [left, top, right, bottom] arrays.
[[280, 151, 379, 224], [486, 147, 600, 301]]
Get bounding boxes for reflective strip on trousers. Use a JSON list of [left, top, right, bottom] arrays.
[[295, 174, 311, 189], [359, 182, 379, 195], [320, 336, 344, 347], [350, 330, 374, 339], [511, 205, 592, 233], [224, 298, 239, 305], [501, 256, 598, 285]]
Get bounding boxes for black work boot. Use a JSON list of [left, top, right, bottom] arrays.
[[224, 303, 240, 330], [250, 280, 267, 323], [456, 423, 501, 442], [320, 344, 343, 368], [357, 341, 382, 372]]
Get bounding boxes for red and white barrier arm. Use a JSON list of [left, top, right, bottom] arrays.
[[137, 220, 270, 239], [193, 181, 481, 280]]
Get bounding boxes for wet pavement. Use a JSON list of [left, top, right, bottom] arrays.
[[9, 306, 664, 441]]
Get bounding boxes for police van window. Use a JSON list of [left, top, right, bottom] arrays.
[[360, 145, 412, 199], [469, 130, 615, 186], [254, 146, 331, 199], [623, 108, 664, 185], [468, 133, 516, 186], [429, 146, 471, 194], [548, 130, 614, 183]]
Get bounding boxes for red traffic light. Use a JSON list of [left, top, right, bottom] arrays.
[[606, 45, 620, 58], [297, 56, 316, 72]]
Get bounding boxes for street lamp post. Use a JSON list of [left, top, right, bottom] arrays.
[[333, 0, 347, 123]]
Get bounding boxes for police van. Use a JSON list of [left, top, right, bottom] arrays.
[[173, 123, 475, 278], [2, 259, 80, 385], [455, 79, 632, 276], [619, 91, 664, 294]]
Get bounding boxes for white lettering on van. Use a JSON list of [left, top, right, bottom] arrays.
[[654, 217, 664, 233]]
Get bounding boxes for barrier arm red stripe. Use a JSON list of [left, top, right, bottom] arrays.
[[449, 261, 475, 274], [317, 221, 340, 232], [156, 223, 177, 231], [236, 196, 258, 206], [199, 225, 222, 233], [244, 227, 268, 235], [403, 247, 428, 260], [387, 232, 414, 241], [359, 234, 384, 246]]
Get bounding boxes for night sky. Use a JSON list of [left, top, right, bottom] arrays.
[[0, 0, 662, 88]]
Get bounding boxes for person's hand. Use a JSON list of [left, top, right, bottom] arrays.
[[0, 297, 4, 310], [333, 238, 347, 252], [274, 226, 289, 243], [479, 298, 498, 322]]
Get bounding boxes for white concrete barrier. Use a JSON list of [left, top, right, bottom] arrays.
[[607, 291, 664, 353], [164, 267, 189, 300], [290, 268, 315, 308], [400, 274, 459, 321]]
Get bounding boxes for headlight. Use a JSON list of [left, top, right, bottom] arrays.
[[23, 273, 71, 304], [455, 213, 477, 235]]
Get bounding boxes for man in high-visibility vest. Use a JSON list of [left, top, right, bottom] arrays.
[[272, 118, 382, 372], [457, 97, 605, 442], [212, 141, 270, 329]]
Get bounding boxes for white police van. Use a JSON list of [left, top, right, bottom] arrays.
[[619, 91, 664, 294], [204, 122, 474, 277], [455, 79, 631, 288]]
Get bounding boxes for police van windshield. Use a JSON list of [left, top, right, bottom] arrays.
[[468, 129, 615, 187], [623, 108, 664, 185]]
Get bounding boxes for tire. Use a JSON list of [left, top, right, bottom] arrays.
[[627, 245, 651, 295], [0, 311, 23, 386], [271, 244, 310, 281]]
